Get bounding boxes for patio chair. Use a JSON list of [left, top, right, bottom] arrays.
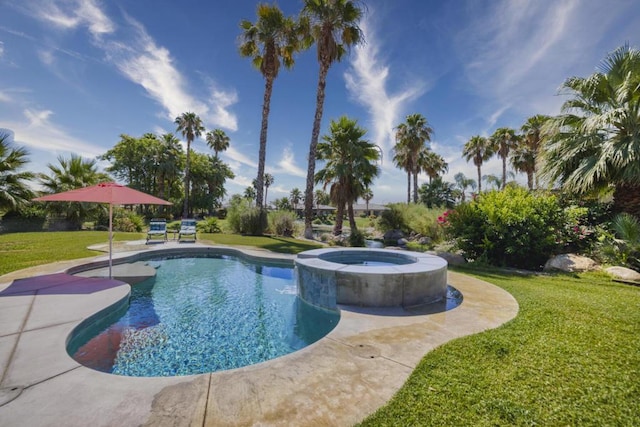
[[178, 219, 197, 242], [146, 218, 168, 243]]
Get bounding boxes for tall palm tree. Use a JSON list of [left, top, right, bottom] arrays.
[[301, 0, 365, 239], [240, 3, 299, 211], [263, 172, 274, 208], [289, 187, 302, 211], [521, 114, 549, 189], [315, 116, 379, 235], [361, 187, 373, 216], [420, 149, 448, 185], [490, 127, 518, 189], [510, 140, 536, 190], [395, 113, 434, 203], [392, 142, 412, 203], [463, 135, 493, 193], [0, 132, 34, 212], [175, 112, 204, 218], [453, 172, 476, 203], [540, 44, 640, 217], [205, 128, 230, 159]]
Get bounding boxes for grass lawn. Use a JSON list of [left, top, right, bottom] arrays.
[[359, 266, 640, 426], [1, 231, 637, 424]]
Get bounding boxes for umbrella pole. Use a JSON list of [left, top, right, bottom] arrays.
[[109, 203, 113, 279]]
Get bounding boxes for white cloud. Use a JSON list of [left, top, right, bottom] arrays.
[[223, 146, 257, 169], [1, 108, 105, 158], [0, 41, 4, 58], [344, 15, 427, 167], [26, 0, 114, 38], [268, 146, 306, 178]]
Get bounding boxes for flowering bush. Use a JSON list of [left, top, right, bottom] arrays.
[[446, 187, 566, 270]]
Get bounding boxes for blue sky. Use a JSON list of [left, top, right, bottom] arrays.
[[1, 0, 639, 204]]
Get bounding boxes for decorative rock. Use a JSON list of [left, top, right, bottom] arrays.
[[397, 238, 408, 247], [418, 236, 431, 246], [433, 251, 466, 266], [543, 253, 599, 273], [605, 266, 640, 282], [383, 229, 404, 242]]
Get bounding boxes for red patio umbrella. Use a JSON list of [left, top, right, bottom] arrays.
[[34, 182, 172, 278]]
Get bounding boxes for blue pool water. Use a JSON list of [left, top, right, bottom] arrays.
[[68, 255, 339, 377]]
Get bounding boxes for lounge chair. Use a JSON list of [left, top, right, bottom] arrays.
[[178, 219, 197, 242], [146, 218, 168, 243]]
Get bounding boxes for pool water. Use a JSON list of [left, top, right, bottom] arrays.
[[68, 255, 339, 377]]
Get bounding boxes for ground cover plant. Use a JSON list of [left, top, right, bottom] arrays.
[[359, 267, 640, 426]]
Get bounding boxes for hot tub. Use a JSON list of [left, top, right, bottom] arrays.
[[295, 248, 448, 309]]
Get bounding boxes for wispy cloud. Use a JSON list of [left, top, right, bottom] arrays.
[[17, 0, 238, 132], [24, 0, 115, 38], [268, 146, 306, 178], [456, 0, 633, 125], [224, 146, 257, 169], [344, 15, 427, 162], [1, 108, 105, 158]]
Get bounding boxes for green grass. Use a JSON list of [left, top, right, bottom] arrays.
[[359, 267, 640, 426], [199, 233, 321, 254], [0, 231, 145, 276]]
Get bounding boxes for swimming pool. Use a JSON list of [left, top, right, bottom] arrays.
[[67, 254, 339, 377]]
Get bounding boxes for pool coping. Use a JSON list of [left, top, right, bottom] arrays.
[[0, 241, 519, 426]]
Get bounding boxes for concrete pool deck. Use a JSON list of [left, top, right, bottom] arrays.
[[0, 242, 518, 426]]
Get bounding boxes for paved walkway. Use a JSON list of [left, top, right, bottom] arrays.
[[0, 242, 518, 426]]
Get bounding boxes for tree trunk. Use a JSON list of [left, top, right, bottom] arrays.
[[413, 170, 419, 203], [347, 202, 357, 232], [182, 140, 191, 218], [333, 201, 345, 236], [256, 76, 274, 210], [527, 171, 533, 190], [304, 61, 330, 239], [501, 156, 507, 189], [613, 183, 640, 219], [407, 171, 411, 203], [477, 164, 482, 193]]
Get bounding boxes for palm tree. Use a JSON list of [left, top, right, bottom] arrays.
[[156, 133, 184, 203], [482, 174, 502, 191], [263, 173, 274, 208], [39, 154, 110, 228], [510, 140, 536, 190], [361, 187, 373, 216], [175, 112, 204, 218], [392, 142, 412, 203], [490, 127, 518, 189], [453, 172, 476, 203], [463, 135, 493, 193], [314, 188, 329, 217], [521, 114, 549, 189], [244, 186, 256, 203], [0, 132, 34, 212], [301, 0, 365, 239], [420, 149, 448, 185], [540, 44, 640, 217], [240, 4, 300, 211], [395, 113, 434, 203], [205, 128, 230, 159], [315, 116, 380, 235], [289, 187, 302, 211]]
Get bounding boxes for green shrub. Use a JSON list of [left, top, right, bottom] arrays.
[[108, 208, 145, 232], [268, 210, 297, 237], [348, 229, 366, 247], [198, 217, 221, 233], [227, 198, 267, 235], [377, 203, 447, 242], [596, 213, 640, 271], [447, 187, 566, 270]]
